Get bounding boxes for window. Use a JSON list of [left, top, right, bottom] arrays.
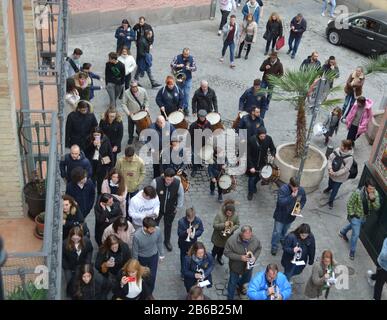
[[351, 17, 381, 33]]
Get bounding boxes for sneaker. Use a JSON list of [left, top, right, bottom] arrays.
[[217, 30, 222, 36], [218, 194, 223, 202], [219, 57, 224, 63], [230, 63, 236, 68], [244, 55, 248, 60], [127, 139, 133, 145], [247, 193, 253, 201], [328, 201, 333, 209], [339, 232, 349, 242], [287, 49, 292, 55], [217, 257, 224, 265], [321, 12, 325, 16], [341, 117, 346, 124], [237, 3, 241, 7], [349, 252, 355, 260], [164, 242, 173, 252], [151, 82, 161, 88], [291, 54, 295, 59], [367, 270, 376, 286], [271, 249, 277, 256], [210, 190, 215, 196], [323, 188, 331, 194], [330, 14, 336, 18]]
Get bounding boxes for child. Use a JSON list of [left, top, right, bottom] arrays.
[[323, 107, 342, 145]]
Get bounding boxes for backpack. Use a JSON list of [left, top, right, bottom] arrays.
[[331, 151, 358, 179]]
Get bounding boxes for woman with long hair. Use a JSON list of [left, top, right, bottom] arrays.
[[281, 223, 316, 280], [84, 126, 113, 194], [101, 168, 127, 214], [264, 12, 283, 55], [62, 194, 87, 240], [118, 46, 137, 90], [236, 13, 257, 60], [113, 259, 153, 300], [62, 226, 93, 296], [99, 107, 123, 167], [65, 78, 80, 111], [183, 241, 214, 292], [70, 264, 105, 300], [102, 216, 136, 249], [305, 250, 338, 300]]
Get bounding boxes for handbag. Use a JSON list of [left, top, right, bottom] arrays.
[[275, 36, 285, 50], [263, 30, 269, 40], [245, 34, 254, 43]]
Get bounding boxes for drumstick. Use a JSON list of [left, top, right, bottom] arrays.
[[162, 109, 169, 121]]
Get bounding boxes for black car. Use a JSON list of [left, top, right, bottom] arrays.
[[326, 9, 387, 56]]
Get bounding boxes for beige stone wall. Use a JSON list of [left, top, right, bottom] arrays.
[[337, 0, 387, 11], [0, 1, 25, 219], [23, 0, 38, 83]]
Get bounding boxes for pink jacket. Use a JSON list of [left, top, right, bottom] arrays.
[[346, 98, 373, 137], [101, 179, 127, 215]]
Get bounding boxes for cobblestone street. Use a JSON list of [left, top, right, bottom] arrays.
[[67, 0, 386, 300]]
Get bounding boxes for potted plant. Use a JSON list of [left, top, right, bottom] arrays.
[[23, 171, 46, 220], [7, 281, 48, 300], [267, 67, 342, 192], [34, 212, 45, 240], [364, 55, 387, 145]]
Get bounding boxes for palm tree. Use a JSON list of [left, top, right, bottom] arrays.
[[364, 55, 387, 75], [267, 67, 342, 158]]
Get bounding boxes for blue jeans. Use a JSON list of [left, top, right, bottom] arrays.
[[138, 253, 159, 294], [227, 270, 252, 300], [322, 0, 336, 16], [260, 79, 272, 109], [284, 263, 298, 280], [248, 175, 260, 194], [327, 178, 342, 203], [340, 217, 366, 254], [271, 220, 292, 251], [222, 41, 235, 63], [179, 77, 192, 110], [342, 93, 356, 118], [288, 34, 302, 56]]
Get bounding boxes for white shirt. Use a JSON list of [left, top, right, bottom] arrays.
[[219, 0, 236, 12], [126, 280, 142, 299], [118, 55, 137, 76], [129, 192, 160, 227]]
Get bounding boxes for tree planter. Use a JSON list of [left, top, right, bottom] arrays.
[[34, 212, 45, 240], [274, 143, 328, 193], [365, 111, 384, 145], [23, 181, 46, 220]]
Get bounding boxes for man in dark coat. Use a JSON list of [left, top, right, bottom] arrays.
[[65, 101, 98, 151], [287, 13, 307, 59], [191, 80, 218, 116], [65, 167, 96, 219], [156, 76, 184, 116], [270, 177, 307, 256], [300, 51, 321, 71], [237, 106, 265, 139], [133, 16, 154, 49], [60, 144, 92, 182], [239, 79, 267, 116], [247, 127, 276, 200]]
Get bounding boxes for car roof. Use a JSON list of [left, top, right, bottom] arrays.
[[351, 9, 387, 22]]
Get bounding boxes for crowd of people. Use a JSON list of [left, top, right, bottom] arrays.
[[60, 1, 385, 300]]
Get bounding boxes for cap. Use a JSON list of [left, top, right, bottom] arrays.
[[198, 109, 208, 117], [257, 127, 267, 135]]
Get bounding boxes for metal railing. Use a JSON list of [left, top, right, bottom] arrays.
[[3, 110, 62, 300]]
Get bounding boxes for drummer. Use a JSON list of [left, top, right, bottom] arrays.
[[239, 79, 267, 116], [160, 137, 188, 176], [122, 80, 150, 144], [237, 106, 265, 139], [189, 109, 212, 177], [192, 80, 218, 117], [208, 146, 227, 203], [156, 75, 184, 118], [247, 127, 276, 201]]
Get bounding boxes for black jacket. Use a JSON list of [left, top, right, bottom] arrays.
[[133, 22, 154, 46], [99, 119, 124, 153], [247, 134, 276, 171], [259, 58, 284, 83], [105, 61, 126, 86], [113, 271, 152, 300], [62, 237, 93, 271], [237, 115, 265, 139], [65, 111, 98, 150], [273, 184, 307, 224], [265, 20, 283, 41], [189, 119, 212, 148], [60, 151, 93, 181], [191, 87, 218, 114], [63, 207, 85, 240], [94, 197, 123, 246], [290, 16, 307, 38], [136, 36, 151, 59], [155, 176, 180, 215], [95, 243, 132, 277], [84, 135, 113, 176], [70, 274, 105, 300], [66, 179, 96, 219], [300, 56, 321, 71]]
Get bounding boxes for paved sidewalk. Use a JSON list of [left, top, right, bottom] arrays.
[[68, 0, 386, 300]]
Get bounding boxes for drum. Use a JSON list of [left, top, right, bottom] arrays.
[[199, 145, 214, 162], [131, 111, 151, 133], [232, 111, 249, 129], [260, 164, 280, 183], [218, 174, 236, 194], [206, 112, 225, 131], [169, 111, 188, 130], [177, 171, 190, 193]]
